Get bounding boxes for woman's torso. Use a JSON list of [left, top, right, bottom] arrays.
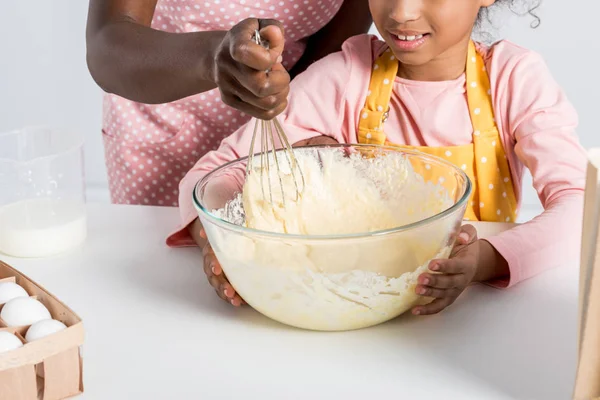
[[102, 0, 345, 206]]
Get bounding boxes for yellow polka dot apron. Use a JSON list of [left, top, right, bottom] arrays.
[[357, 41, 517, 222]]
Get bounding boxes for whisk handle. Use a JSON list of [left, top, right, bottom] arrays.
[[252, 30, 271, 50], [252, 30, 274, 74]]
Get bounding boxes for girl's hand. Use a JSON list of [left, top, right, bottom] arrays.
[[200, 229, 245, 307], [412, 224, 480, 316], [213, 18, 290, 120], [293, 136, 339, 147]]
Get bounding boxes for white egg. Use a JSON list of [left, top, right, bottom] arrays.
[[0, 331, 23, 353], [25, 319, 67, 342], [0, 297, 51, 327], [0, 282, 29, 304]]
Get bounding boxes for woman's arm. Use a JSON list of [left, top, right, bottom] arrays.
[[86, 0, 288, 119], [86, 0, 223, 104], [288, 0, 372, 79]]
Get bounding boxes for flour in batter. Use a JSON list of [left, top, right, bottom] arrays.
[[240, 148, 450, 235]]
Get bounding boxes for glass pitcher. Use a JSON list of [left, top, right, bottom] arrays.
[[0, 126, 87, 258]]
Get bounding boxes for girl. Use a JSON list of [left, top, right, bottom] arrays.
[[85, 0, 372, 206], [169, 0, 587, 315]]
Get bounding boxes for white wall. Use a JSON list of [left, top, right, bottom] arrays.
[[1, 1, 597, 211], [1, 1, 106, 200]]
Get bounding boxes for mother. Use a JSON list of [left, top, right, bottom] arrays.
[[86, 0, 372, 207]]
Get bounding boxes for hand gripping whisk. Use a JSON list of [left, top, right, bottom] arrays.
[[245, 30, 305, 208]]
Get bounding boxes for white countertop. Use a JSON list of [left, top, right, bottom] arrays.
[[1, 203, 578, 400]]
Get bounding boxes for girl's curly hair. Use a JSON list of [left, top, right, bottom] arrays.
[[475, 0, 542, 42]]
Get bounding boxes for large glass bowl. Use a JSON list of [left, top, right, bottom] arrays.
[[194, 144, 471, 331]]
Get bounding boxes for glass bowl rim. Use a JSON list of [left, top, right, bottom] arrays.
[[193, 143, 472, 241]]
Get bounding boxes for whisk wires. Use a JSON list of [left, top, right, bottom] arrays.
[[245, 29, 305, 209]]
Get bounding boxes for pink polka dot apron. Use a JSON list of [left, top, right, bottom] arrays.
[[102, 0, 344, 206], [357, 41, 518, 222]]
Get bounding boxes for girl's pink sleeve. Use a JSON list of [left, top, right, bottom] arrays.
[[165, 38, 361, 246], [485, 50, 587, 288]]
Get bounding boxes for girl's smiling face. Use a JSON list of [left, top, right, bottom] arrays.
[[369, 0, 496, 80]]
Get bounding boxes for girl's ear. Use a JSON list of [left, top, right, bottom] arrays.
[[481, 0, 497, 7]]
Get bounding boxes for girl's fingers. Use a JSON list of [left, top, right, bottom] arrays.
[[418, 272, 467, 289], [203, 254, 222, 277], [428, 259, 466, 275], [215, 290, 228, 302], [209, 265, 230, 295], [203, 243, 245, 306], [231, 294, 244, 307], [293, 135, 339, 147], [221, 282, 245, 306], [457, 224, 478, 245], [203, 247, 228, 294], [199, 228, 207, 240], [214, 275, 238, 302], [202, 242, 214, 258], [203, 243, 223, 276], [415, 284, 460, 299], [211, 261, 223, 276], [210, 275, 227, 299], [208, 262, 243, 305], [203, 259, 212, 277], [412, 297, 456, 316], [221, 282, 235, 299]]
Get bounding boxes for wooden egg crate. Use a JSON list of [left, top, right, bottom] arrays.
[[0, 260, 84, 400]]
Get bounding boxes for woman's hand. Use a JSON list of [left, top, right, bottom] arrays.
[[201, 229, 245, 307], [412, 225, 480, 316], [212, 18, 290, 120]]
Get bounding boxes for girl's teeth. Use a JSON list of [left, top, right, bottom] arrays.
[[397, 34, 424, 41]]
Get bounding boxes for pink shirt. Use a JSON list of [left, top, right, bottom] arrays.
[[170, 34, 587, 288], [102, 0, 344, 206]]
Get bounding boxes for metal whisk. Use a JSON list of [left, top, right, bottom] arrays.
[[245, 30, 305, 208]]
